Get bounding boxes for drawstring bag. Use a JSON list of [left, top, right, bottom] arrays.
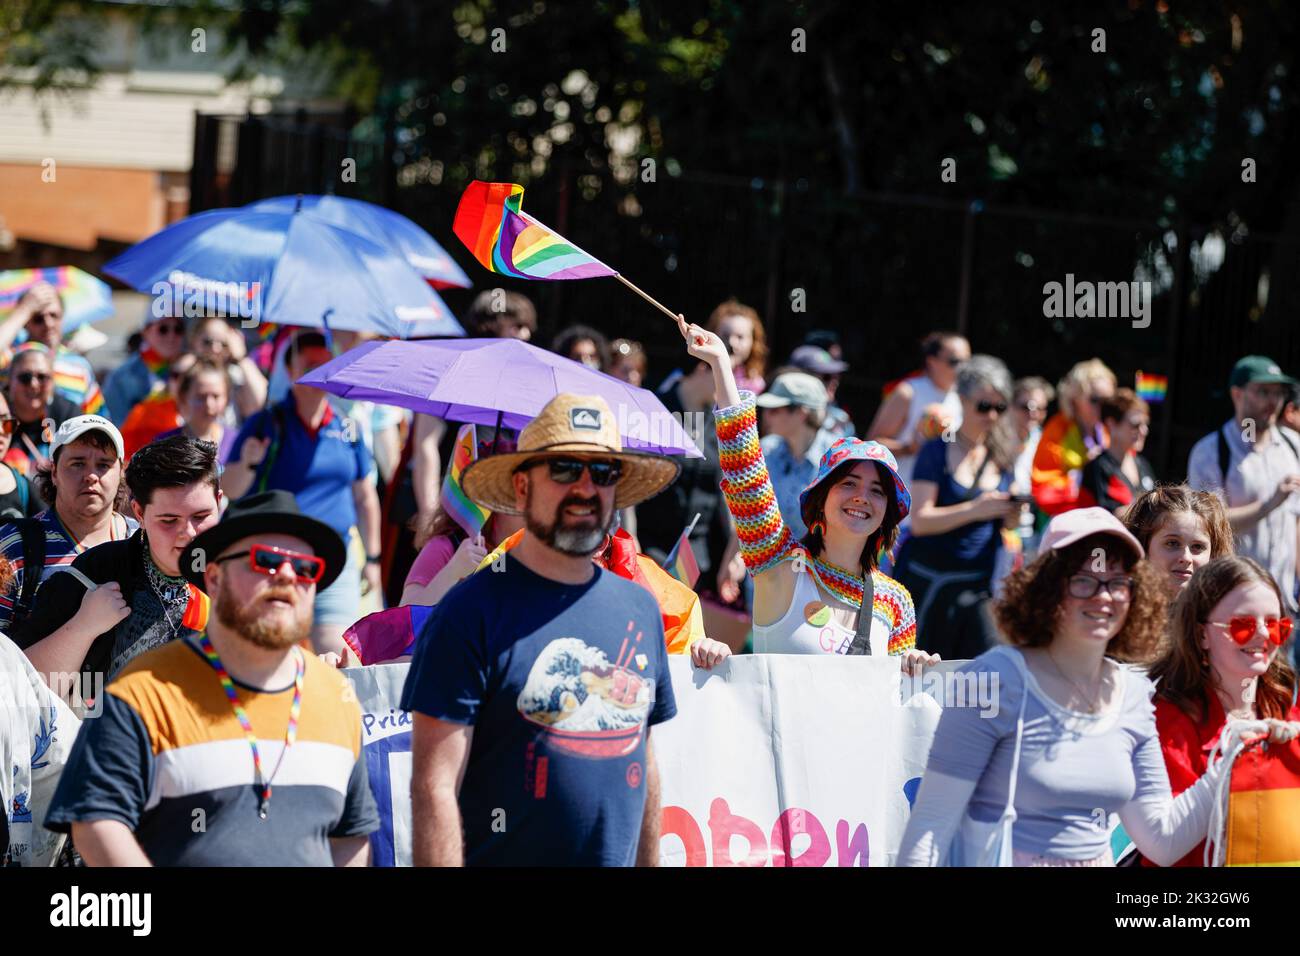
[[1205, 719, 1300, 867]]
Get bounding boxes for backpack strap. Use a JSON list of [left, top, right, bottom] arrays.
[[847, 570, 876, 656], [1217, 425, 1231, 490], [14, 517, 46, 627]]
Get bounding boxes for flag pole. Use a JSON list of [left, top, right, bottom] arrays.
[[614, 274, 680, 322]]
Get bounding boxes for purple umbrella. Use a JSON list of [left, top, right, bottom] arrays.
[[299, 337, 703, 458]]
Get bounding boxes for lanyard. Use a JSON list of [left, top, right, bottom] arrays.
[[195, 633, 304, 819]]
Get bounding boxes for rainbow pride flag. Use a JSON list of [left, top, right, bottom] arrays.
[[181, 584, 211, 632], [452, 181, 617, 281], [1135, 371, 1168, 403], [441, 423, 490, 537], [661, 514, 702, 589]]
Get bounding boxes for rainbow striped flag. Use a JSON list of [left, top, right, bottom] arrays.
[[1135, 371, 1168, 403], [181, 584, 211, 632], [661, 514, 702, 589], [452, 181, 617, 281], [441, 423, 490, 537]]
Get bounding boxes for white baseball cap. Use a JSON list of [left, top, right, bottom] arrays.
[[50, 415, 125, 460]]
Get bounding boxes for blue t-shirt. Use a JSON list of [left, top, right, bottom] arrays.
[[227, 399, 371, 539], [400, 553, 676, 866], [901, 437, 1011, 573]]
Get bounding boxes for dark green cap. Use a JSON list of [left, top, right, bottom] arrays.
[[1229, 355, 1297, 389]]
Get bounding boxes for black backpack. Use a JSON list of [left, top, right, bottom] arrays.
[[1217, 424, 1300, 487]]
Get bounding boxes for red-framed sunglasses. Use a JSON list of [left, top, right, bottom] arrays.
[[215, 544, 325, 584], [1207, 616, 1292, 646]]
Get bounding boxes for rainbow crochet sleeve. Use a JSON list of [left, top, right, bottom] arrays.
[[873, 570, 917, 655], [714, 392, 796, 574]]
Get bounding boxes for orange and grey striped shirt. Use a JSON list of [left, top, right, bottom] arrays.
[[45, 637, 378, 866]]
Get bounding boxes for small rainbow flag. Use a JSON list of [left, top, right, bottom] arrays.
[[453, 181, 617, 281], [661, 513, 702, 589], [1135, 371, 1168, 403], [441, 423, 490, 537], [181, 584, 210, 632]]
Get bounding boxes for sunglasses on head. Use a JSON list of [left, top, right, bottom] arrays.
[[15, 372, 51, 387], [215, 544, 324, 583], [518, 457, 623, 487], [1207, 615, 1292, 646], [976, 400, 1008, 415]]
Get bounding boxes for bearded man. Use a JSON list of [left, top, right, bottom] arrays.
[[402, 394, 682, 867], [44, 490, 378, 866]]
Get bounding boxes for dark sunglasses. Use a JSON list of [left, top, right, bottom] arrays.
[[941, 355, 963, 368], [518, 457, 623, 487], [1208, 616, 1292, 647], [976, 400, 1008, 415], [155, 322, 185, 336], [15, 372, 51, 387], [215, 544, 325, 583], [0, 415, 14, 436]]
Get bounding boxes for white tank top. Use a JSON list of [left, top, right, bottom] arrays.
[[752, 567, 889, 656], [895, 373, 962, 481]]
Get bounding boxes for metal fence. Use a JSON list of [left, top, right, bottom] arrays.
[[191, 110, 1300, 479]]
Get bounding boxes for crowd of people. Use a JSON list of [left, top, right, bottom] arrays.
[[3, 274, 1299, 869]]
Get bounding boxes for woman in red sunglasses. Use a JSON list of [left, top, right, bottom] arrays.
[[1142, 555, 1300, 866]]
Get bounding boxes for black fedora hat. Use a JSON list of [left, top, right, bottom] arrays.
[[180, 490, 347, 592]]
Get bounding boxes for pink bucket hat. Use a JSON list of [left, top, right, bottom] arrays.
[[1041, 507, 1144, 561]]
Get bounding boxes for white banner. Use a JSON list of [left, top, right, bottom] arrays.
[[345, 656, 989, 867]]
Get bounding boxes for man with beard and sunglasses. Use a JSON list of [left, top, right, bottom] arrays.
[[44, 490, 379, 866], [403, 394, 681, 866]]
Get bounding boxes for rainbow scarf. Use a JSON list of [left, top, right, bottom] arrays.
[[140, 346, 170, 379]]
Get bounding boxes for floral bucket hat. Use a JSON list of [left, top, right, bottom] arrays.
[[798, 438, 912, 521]]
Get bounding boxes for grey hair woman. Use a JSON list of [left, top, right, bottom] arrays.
[[893, 354, 1025, 659]]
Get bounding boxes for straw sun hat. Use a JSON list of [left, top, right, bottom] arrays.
[[461, 394, 681, 515]]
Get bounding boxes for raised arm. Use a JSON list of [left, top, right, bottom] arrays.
[[675, 316, 795, 575]]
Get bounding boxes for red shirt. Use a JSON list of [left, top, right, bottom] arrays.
[[1141, 693, 1300, 866]]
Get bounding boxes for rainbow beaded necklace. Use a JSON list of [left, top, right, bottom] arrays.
[[196, 633, 304, 819]]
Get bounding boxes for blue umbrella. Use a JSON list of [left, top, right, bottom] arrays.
[[102, 202, 464, 338], [244, 195, 472, 291]]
